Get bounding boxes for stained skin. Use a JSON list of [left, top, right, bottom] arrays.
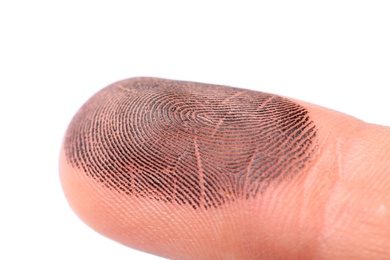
[[64, 77, 317, 209], [60, 78, 390, 259]]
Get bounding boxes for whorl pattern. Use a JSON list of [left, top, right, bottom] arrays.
[[65, 78, 317, 209]]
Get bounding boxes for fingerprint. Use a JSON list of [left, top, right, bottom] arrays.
[[65, 78, 317, 209]]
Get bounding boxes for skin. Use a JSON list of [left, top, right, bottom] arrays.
[[59, 81, 390, 259]]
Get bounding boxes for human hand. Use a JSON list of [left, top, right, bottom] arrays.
[[60, 78, 390, 259]]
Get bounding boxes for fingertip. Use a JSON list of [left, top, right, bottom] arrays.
[[60, 77, 388, 259]]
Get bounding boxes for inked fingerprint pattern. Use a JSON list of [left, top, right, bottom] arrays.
[[65, 78, 317, 209]]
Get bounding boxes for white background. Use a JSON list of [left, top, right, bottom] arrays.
[[1, 1, 389, 259]]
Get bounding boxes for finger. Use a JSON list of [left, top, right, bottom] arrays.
[[59, 77, 390, 259]]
